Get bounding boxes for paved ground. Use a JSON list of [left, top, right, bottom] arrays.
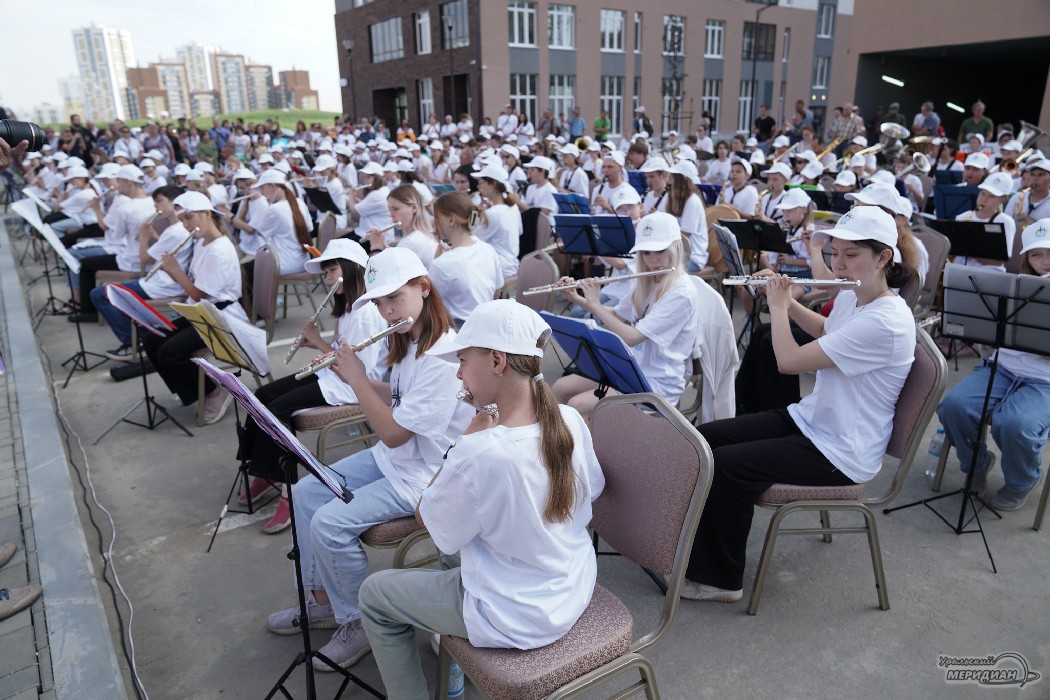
[[1, 216, 1048, 700]]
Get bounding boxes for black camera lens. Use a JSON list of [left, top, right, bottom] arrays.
[[0, 120, 46, 153]]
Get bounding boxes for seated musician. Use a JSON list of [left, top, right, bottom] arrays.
[[954, 172, 1016, 271], [687, 206, 916, 602], [357, 300, 605, 700], [1006, 160, 1050, 231]]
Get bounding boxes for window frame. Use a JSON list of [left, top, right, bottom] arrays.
[[600, 9, 625, 52], [742, 21, 776, 61], [509, 72, 538, 126], [508, 1, 537, 48], [817, 4, 835, 39], [415, 10, 432, 55], [704, 19, 724, 59], [549, 73, 576, 122], [369, 16, 405, 64], [662, 15, 685, 56], [812, 56, 830, 89], [599, 74, 624, 137]]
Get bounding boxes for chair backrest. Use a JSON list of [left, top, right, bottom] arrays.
[[898, 268, 921, 309], [534, 212, 554, 251], [866, 328, 946, 506], [252, 244, 281, 341], [911, 226, 950, 313], [514, 250, 559, 312], [590, 394, 713, 652], [317, 212, 337, 253], [1005, 223, 1026, 274]]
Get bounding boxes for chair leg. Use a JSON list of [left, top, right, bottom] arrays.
[[931, 438, 952, 492], [860, 507, 890, 610], [820, 510, 832, 543], [196, 365, 206, 427], [434, 644, 451, 700], [747, 506, 793, 615], [1033, 471, 1050, 532]]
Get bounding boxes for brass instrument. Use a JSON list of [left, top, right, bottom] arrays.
[[285, 277, 344, 365], [456, 390, 498, 418], [575, 137, 590, 151], [897, 152, 932, 177], [293, 317, 413, 380], [1014, 187, 1032, 219], [990, 148, 1035, 175], [142, 227, 198, 281], [771, 142, 800, 164], [722, 275, 860, 287], [755, 188, 771, 217], [879, 122, 911, 141], [1017, 120, 1047, 149], [827, 144, 883, 172], [522, 268, 675, 297], [814, 138, 843, 163]]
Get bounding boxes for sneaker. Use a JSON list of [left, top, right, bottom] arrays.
[[990, 485, 1035, 512], [0, 585, 42, 621], [202, 389, 233, 425], [966, 453, 995, 497], [239, 478, 279, 507], [267, 598, 337, 635], [680, 580, 743, 603], [0, 542, 15, 569], [313, 619, 371, 671], [105, 344, 136, 363], [262, 497, 291, 535]]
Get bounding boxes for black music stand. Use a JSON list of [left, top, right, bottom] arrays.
[[304, 187, 342, 215], [927, 219, 1009, 262], [885, 265, 1050, 572], [553, 193, 590, 214], [934, 170, 964, 186], [193, 360, 383, 700], [553, 214, 636, 258], [804, 190, 851, 214], [93, 285, 193, 445], [10, 204, 69, 323], [932, 184, 980, 219], [717, 219, 795, 257]]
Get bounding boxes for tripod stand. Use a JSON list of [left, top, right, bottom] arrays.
[[61, 303, 108, 388]]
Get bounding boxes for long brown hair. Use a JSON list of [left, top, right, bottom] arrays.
[[504, 352, 578, 523], [667, 172, 700, 218], [386, 277, 455, 365], [322, 258, 367, 318], [277, 186, 311, 247], [485, 178, 520, 207], [894, 221, 920, 277]]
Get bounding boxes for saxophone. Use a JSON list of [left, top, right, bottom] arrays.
[[1014, 187, 1031, 219], [756, 188, 771, 217]]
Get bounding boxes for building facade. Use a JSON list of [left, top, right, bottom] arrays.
[[278, 70, 320, 110], [126, 66, 169, 120], [155, 62, 192, 119], [57, 76, 85, 123], [246, 64, 277, 112], [211, 53, 250, 114], [177, 43, 218, 93], [72, 25, 136, 122], [190, 91, 221, 118]]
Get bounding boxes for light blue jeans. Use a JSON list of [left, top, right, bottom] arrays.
[[937, 362, 1050, 492], [67, 244, 107, 289], [291, 448, 416, 623]]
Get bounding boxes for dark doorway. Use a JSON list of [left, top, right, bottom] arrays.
[[442, 74, 471, 119], [372, 87, 408, 132]]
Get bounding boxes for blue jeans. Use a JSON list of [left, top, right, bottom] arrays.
[[937, 362, 1050, 492], [67, 245, 106, 289], [291, 448, 416, 623], [92, 278, 149, 346], [50, 217, 82, 235]]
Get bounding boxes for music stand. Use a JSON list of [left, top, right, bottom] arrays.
[[717, 219, 795, 256], [932, 184, 980, 219], [553, 193, 591, 214], [885, 265, 1050, 572], [927, 219, 1009, 261], [193, 360, 383, 700], [93, 285, 193, 444], [11, 201, 67, 322], [934, 170, 964, 186], [431, 183, 456, 195], [698, 184, 722, 207], [626, 171, 647, 196], [540, 312, 651, 398], [804, 190, 851, 214], [553, 214, 636, 258], [303, 187, 342, 215]]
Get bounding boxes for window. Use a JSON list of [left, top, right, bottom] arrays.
[[702, 79, 721, 131], [599, 75, 624, 136], [548, 5, 574, 49], [441, 0, 470, 49], [742, 21, 776, 61], [549, 74, 575, 121], [418, 78, 434, 125], [817, 4, 835, 38], [510, 73, 538, 125], [600, 10, 625, 52], [737, 79, 755, 132], [813, 56, 829, 89], [508, 1, 537, 47], [634, 12, 642, 53], [415, 10, 432, 55], [370, 17, 404, 63], [663, 15, 685, 55], [704, 20, 724, 58], [633, 75, 641, 114], [661, 78, 683, 133]]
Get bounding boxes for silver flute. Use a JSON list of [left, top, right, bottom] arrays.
[[721, 276, 860, 287], [142, 227, 198, 281], [294, 317, 413, 381], [284, 277, 344, 365], [456, 390, 499, 418]]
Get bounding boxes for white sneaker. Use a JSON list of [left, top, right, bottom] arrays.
[[202, 389, 233, 425], [680, 580, 743, 603]]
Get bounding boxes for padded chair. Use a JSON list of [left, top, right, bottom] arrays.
[[746, 328, 947, 615], [513, 250, 560, 313], [434, 393, 714, 700], [361, 516, 439, 570], [316, 212, 338, 255], [911, 225, 950, 319], [290, 404, 376, 463]]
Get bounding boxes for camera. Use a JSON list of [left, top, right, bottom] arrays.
[[0, 120, 46, 153]]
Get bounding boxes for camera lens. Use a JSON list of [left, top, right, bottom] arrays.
[[0, 120, 46, 153]]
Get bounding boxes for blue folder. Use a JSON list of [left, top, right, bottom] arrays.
[[553, 215, 636, 257], [933, 185, 980, 220], [541, 312, 652, 396], [553, 193, 591, 214]]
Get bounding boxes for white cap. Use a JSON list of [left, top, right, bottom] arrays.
[[544, 134, 558, 142], [635, 106, 646, 113], [234, 168, 257, 181], [964, 152, 990, 170], [1000, 140, 1023, 153], [732, 158, 753, 177], [139, 158, 156, 169], [640, 157, 671, 173], [761, 162, 792, 179], [834, 169, 858, 187], [471, 162, 509, 184], [850, 154, 867, 168], [795, 149, 818, 163], [273, 161, 292, 174], [526, 156, 555, 176], [869, 170, 897, 188], [745, 137, 758, 147], [428, 141, 444, 151], [967, 133, 985, 145], [396, 160, 415, 172], [749, 150, 767, 165], [251, 169, 290, 189], [184, 170, 205, 182], [334, 143, 353, 157], [394, 148, 411, 159], [852, 136, 868, 147], [846, 184, 900, 211], [558, 144, 581, 158], [270, 143, 287, 153], [304, 238, 369, 274], [66, 156, 85, 168], [145, 149, 165, 161], [172, 191, 216, 213], [428, 299, 551, 363], [359, 161, 385, 176], [258, 153, 275, 164], [978, 172, 1014, 197], [800, 161, 824, 180], [610, 185, 642, 209], [670, 160, 699, 182], [1019, 219, 1050, 255], [604, 151, 626, 168], [667, 130, 679, 137], [814, 205, 899, 259], [97, 163, 120, 178], [772, 135, 791, 148], [630, 212, 681, 253], [352, 247, 429, 311], [116, 164, 145, 183], [63, 166, 91, 181], [173, 163, 192, 176], [500, 144, 520, 160], [193, 161, 214, 173], [894, 195, 913, 218], [383, 161, 398, 173], [1026, 159, 1050, 174], [319, 138, 334, 150], [775, 188, 812, 211], [313, 155, 337, 172], [677, 145, 697, 163], [378, 142, 397, 152]]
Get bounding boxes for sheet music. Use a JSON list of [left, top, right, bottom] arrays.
[[20, 188, 52, 213], [194, 359, 348, 501], [170, 300, 272, 376], [11, 199, 44, 231], [39, 224, 83, 274], [105, 284, 176, 337]]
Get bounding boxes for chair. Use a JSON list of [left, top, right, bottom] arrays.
[[911, 225, 950, 319], [898, 268, 921, 309], [513, 250, 560, 313], [689, 276, 740, 424], [361, 516, 439, 570], [290, 404, 377, 463], [316, 212, 337, 254], [435, 393, 714, 700], [746, 328, 947, 615]]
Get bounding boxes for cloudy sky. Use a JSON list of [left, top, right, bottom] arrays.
[[3, 0, 341, 116]]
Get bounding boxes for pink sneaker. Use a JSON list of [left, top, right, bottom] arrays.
[[238, 477, 278, 507], [263, 497, 291, 535]]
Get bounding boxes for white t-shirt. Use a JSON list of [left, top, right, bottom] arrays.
[[788, 291, 915, 483], [429, 239, 504, 321], [759, 190, 787, 223], [59, 188, 99, 226], [189, 235, 242, 305], [997, 348, 1050, 382], [316, 303, 388, 406], [373, 332, 475, 504], [206, 183, 229, 207], [256, 199, 311, 274], [396, 229, 438, 269], [411, 180, 434, 207], [559, 168, 588, 197], [237, 196, 270, 255], [507, 166, 528, 193], [140, 222, 193, 299], [337, 162, 358, 189], [523, 181, 557, 214], [475, 204, 521, 280], [703, 159, 732, 184], [953, 210, 1016, 270], [720, 183, 759, 215], [613, 274, 700, 403], [114, 196, 157, 272], [676, 193, 707, 268], [419, 405, 605, 649], [590, 180, 632, 215], [354, 186, 393, 236], [642, 188, 669, 215]]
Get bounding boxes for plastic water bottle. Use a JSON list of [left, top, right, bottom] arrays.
[[447, 660, 465, 697], [925, 427, 945, 478]]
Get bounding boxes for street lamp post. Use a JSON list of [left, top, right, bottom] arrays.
[[341, 38, 358, 121], [749, 1, 774, 134], [445, 16, 456, 118]]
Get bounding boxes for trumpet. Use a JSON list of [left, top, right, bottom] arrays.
[[285, 277, 344, 365], [142, 227, 198, 281], [721, 275, 860, 287], [990, 148, 1035, 175], [521, 268, 675, 297], [293, 317, 413, 380], [456, 390, 498, 418]]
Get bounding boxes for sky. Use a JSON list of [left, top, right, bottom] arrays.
[[2, 0, 342, 117]]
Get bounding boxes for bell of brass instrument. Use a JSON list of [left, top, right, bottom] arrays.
[[1017, 120, 1047, 149], [897, 152, 931, 177]]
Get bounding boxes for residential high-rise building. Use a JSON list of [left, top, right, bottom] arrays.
[[31, 104, 62, 125], [211, 53, 250, 114], [57, 75, 85, 122], [126, 66, 169, 120], [246, 64, 277, 112], [177, 43, 217, 93], [72, 24, 136, 122], [278, 70, 320, 111], [190, 91, 221, 118], [155, 62, 192, 119]]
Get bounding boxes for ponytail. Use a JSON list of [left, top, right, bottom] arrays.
[[434, 191, 489, 232], [279, 186, 311, 247]]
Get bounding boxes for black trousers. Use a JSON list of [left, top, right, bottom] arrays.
[[77, 254, 119, 314], [735, 322, 815, 415], [686, 409, 854, 591], [60, 224, 103, 249], [237, 373, 326, 482], [142, 317, 211, 405]]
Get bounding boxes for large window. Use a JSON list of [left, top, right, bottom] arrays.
[[742, 21, 776, 61], [510, 73, 538, 125], [508, 1, 537, 47], [634, 12, 642, 53], [418, 78, 434, 124], [415, 10, 432, 55], [549, 74, 575, 120], [600, 75, 624, 136], [704, 20, 724, 58], [600, 10, 625, 52], [737, 79, 755, 132], [702, 79, 721, 132], [548, 5, 574, 49], [813, 56, 830, 89], [817, 4, 835, 38], [663, 15, 685, 55], [370, 17, 404, 63], [661, 78, 683, 133], [441, 0, 470, 49]]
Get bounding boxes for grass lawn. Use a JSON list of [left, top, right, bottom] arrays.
[[44, 109, 342, 132]]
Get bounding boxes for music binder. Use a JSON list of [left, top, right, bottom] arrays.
[[553, 214, 636, 257], [541, 312, 652, 397], [928, 219, 1009, 261], [717, 218, 795, 254], [932, 184, 980, 220], [170, 301, 271, 378], [303, 186, 342, 214], [553, 193, 591, 214]]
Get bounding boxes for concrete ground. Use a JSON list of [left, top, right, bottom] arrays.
[[2, 217, 1048, 700]]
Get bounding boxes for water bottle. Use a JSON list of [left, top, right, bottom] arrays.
[[447, 660, 465, 698], [925, 427, 944, 478]]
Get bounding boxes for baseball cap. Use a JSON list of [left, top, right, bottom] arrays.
[[258, 153, 275, 165], [351, 247, 429, 311], [1019, 219, 1050, 255], [471, 162, 509, 184], [611, 185, 642, 209], [800, 161, 824, 180], [116, 164, 145, 183], [964, 152, 990, 170], [526, 156, 555, 176], [427, 299, 551, 363], [558, 144, 581, 158], [173, 163, 192, 176], [234, 168, 257, 181], [139, 158, 157, 169], [761, 162, 792, 179], [868, 170, 897, 188], [732, 158, 753, 177], [359, 161, 385, 176], [775, 188, 812, 211], [172, 191, 217, 213], [834, 169, 858, 187], [978, 172, 1015, 198], [604, 151, 626, 167], [1000, 140, 1023, 153], [640, 157, 671, 173], [630, 212, 681, 253], [846, 184, 900, 212], [772, 135, 790, 148], [251, 169, 290, 189], [670, 160, 699, 182], [304, 238, 369, 274], [62, 166, 91, 181], [500, 144, 520, 160], [312, 155, 337, 172], [814, 205, 899, 258]]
